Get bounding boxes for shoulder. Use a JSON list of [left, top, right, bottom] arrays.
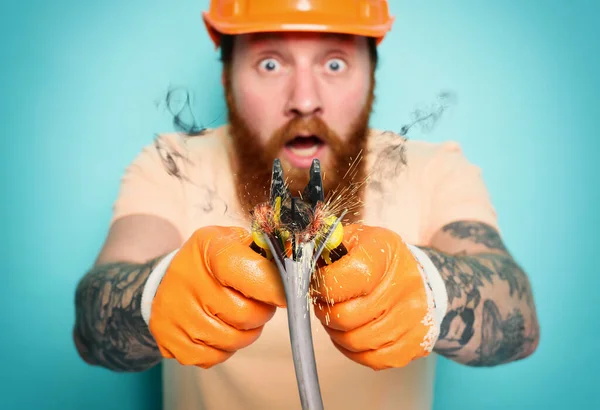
[[135, 125, 229, 173], [366, 129, 470, 180], [150, 125, 228, 158]]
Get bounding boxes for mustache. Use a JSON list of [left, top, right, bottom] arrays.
[[270, 116, 340, 148]]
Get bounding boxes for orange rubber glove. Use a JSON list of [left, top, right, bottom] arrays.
[[142, 226, 286, 368], [311, 224, 448, 370]]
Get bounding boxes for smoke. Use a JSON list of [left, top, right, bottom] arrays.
[[154, 85, 223, 136], [399, 90, 458, 136], [150, 86, 219, 181]]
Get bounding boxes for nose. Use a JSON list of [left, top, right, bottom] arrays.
[[285, 69, 323, 118]]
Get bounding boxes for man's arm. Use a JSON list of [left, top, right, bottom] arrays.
[[420, 221, 540, 367], [73, 214, 181, 372]]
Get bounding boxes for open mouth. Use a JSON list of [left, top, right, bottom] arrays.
[[285, 135, 324, 157]]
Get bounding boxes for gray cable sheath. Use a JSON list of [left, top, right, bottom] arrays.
[[264, 212, 345, 410], [266, 240, 324, 410]]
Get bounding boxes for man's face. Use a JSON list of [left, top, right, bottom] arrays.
[[224, 32, 375, 214]]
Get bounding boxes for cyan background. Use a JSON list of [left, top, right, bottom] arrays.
[[2, 0, 598, 409]]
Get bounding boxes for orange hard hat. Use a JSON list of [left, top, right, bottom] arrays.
[[202, 0, 395, 48]]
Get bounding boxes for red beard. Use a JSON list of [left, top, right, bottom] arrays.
[[224, 68, 375, 224]]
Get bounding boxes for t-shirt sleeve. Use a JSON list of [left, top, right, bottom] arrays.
[[421, 141, 500, 244], [110, 136, 187, 238]]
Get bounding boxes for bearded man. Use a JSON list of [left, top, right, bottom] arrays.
[[73, 1, 540, 409]]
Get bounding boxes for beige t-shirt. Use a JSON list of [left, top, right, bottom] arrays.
[[111, 125, 499, 410]]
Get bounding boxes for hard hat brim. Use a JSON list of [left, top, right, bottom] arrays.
[[202, 11, 394, 48]]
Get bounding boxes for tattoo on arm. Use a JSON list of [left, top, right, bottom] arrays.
[[73, 257, 164, 372], [441, 221, 507, 252], [422, 221, 540, 367]]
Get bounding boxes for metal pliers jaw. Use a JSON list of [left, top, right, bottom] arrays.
[[264, 158, 344, 265]]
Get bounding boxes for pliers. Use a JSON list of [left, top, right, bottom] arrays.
[[250, 159, 348, 410]]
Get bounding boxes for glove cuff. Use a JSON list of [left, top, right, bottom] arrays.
[[141, 249, 180, 326], [406, 244, 448, 351]]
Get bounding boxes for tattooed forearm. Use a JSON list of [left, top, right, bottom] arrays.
[[73, 257, 164, 372], [421, 222, 540, 367]]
